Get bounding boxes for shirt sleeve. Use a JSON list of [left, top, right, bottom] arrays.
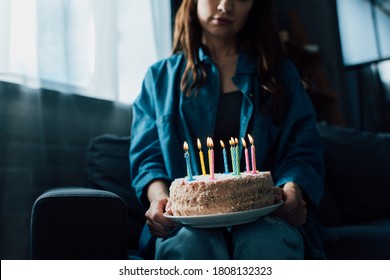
[[129, 68, 171, 207], [273, 60, 325, 207]]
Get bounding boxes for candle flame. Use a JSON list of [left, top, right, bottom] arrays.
[[197, 138, 202, 150], [241, 137, 247, 148], [234, 138, 239, 145], [183, 141, 189, 151], [220, 140, 225, 148], [207, 137, 214, 148], [248, 134, 254, 145]]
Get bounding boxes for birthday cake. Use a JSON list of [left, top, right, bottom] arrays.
[[169, 172, 274, 216]]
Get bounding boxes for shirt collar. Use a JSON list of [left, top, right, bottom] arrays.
[[198, 47, 212, 63], [198, 47, 256, 74]]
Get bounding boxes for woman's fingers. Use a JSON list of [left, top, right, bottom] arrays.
[[272, 183, 307, 227], [145, 198, 177, 237]]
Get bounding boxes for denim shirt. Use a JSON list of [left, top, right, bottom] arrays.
[[130, 49, 327, 258]]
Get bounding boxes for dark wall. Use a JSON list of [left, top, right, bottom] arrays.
[[343, 64, 390, 132], [275, 0, 348, 126], [275, 0, 344, 96], [0, 81, 132, 259], [275, 0, 390, 132]]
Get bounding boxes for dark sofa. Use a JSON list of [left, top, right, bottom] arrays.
[[30, 122, 390, 260], [315, 123, 390, 259]]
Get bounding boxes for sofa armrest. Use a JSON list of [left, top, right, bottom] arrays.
[[317, 123, 390, 224], [86, 134, 146, 250], [30, 187, 128, 260]]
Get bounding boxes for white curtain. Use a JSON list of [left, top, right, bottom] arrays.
[[0, 0, 172, 104]]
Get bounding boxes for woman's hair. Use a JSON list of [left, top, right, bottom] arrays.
[[173, 0, 204, 96], [173, 0, 285, 118]]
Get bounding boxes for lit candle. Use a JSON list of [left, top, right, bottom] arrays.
[[248, 134, 257, 174], [235, 138, 240, 175], [183, 141, 195, 181], [241, 137, 250, 172], [230, 138, 237, 175], [197, 138, 207, 175], [207, 137, 215, 180], [220, 140, 229, 174]]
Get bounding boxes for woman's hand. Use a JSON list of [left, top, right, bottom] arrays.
[[145, 179, 177, 238], [272, 182, 307, 227], [145, 197, 177, 238]]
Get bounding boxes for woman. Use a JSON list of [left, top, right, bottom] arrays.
[[130, 0, 326, 259]]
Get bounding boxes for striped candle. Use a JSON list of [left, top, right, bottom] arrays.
[[230, 138, 237, 175], [220, 140, 229, 174], [197, 138, 207, 175], [248, 134, 257, 173], [242, 137, 250, 172], [183, 141, 195, 181], [235, 138, 240, 175], [207, 137, 215, 180]]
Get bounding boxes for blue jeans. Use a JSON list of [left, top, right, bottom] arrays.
[[155, 216, 304, 260]]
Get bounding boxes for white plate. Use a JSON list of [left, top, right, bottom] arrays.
[[163, 200, 283, 228]]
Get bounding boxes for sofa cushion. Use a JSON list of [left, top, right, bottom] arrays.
[[314, 181, 345, 227], [317, 123, 390, 224], [86, 134, 146, 249], [324, 218, 390, 260]]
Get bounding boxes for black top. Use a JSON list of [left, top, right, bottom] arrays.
[[213, 90, 243, 173]]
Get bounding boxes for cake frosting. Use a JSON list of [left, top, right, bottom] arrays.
[[170, 171, 274, 216]]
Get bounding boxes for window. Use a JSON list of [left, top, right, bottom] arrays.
[[376, 1, 390, 58], [336, 0, 390, 66], [0, 0, 172, 104]]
